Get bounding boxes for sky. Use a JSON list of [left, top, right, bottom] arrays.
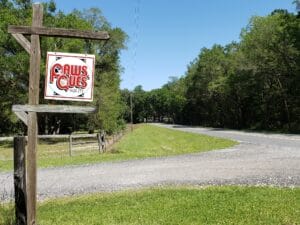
[[34, 0, 296, 91]]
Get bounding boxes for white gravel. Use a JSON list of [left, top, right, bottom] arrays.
[[1, 124, 299, 201]]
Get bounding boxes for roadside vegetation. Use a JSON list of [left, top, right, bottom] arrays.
[[1, 1, 299, 139], [0, 124, 236, 171], [37, 186, 300, 225], [113, 124, 236, 158], [0, 0, 127, 136], [122, 8, 300, 133]]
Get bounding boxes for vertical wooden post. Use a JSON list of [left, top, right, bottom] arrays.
[[97, 133, 102, 153], [69, 134, 73, 156], [101, 131, 106, 152], [14, 137, 27, 225], [26, 4, 43, 225], [8, 3, 109, 225]]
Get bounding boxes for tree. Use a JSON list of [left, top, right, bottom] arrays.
[[0, 0, 127, 135], [240, 10, 300, 130], [293, 0, 300, 15], [131, 8, 300, 132]]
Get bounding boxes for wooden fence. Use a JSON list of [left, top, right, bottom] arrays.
[[0, 131, 125, 156]]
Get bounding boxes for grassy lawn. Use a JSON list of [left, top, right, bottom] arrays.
[[34, 186, 300, 225], [0, 124, 236, 171], [113, 124, 236, 157]]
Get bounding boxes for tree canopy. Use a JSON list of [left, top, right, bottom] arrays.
[[124, 9, 300, 132], [0, 0, 127, 135], [1, 2, 299, 135]]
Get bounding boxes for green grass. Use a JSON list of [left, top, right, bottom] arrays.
[[0, 202, 14, 225], [37, 186, 300, 225], [113, 124, 236, 157], [0, 124, 236, 171]]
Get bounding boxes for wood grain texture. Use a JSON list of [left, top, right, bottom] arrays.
[[14, 136, 27, 225], [12, 33, 31, 54], [97, 133, 102, 153], [27, 4, 43, 225], [8, 25, 110, 40], [39, 134, 97, 139], [13, 104, 96, 114], [13, 111, 28, 125], [69, 134, 73, 156]]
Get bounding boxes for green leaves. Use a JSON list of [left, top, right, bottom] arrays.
[[125, 9, 300, 132], [0, 1, 127, 135]]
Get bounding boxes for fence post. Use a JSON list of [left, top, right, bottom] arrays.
[[101, 131, 106, 152], [69, 134, 72, 156], [14, 136, 27, 225], [97, 133, 102, 153]]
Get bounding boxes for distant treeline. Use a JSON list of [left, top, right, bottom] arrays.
[[123, 9, 300, 132], [0, 0, 127, 135]]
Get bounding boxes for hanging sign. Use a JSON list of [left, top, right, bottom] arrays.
[[44, 52, 95, 102]]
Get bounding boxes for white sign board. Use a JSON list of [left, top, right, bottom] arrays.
[[44, 52, 95, 102]]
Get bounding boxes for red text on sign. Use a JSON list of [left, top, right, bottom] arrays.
[[50, 63, 88, 91]]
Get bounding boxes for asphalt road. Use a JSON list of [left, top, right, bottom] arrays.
[[1, 124, 299, 200]]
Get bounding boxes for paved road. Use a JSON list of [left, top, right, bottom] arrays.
[[1, 124, 299, 200]]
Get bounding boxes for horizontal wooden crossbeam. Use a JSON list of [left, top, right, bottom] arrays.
[[13, 104, 97, 113], [12, 104, 97, 126], [8, 25, 110, 40]]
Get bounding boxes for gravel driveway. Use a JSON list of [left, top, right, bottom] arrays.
[[1, 124, 299, 200]]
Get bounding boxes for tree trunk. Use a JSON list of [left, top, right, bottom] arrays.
[[277, 78, 291, 130]]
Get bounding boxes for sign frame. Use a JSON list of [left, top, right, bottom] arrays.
[[44, 52, 95, 102]]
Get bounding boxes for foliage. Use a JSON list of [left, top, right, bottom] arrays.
[[0, 0, 127, 135], [124, 9, 300, 132], [37, 186, 300, 225], [239, 11, 300, 131], [122, 78, 186, 124]]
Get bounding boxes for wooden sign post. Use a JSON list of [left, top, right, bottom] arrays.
[[26, 5, 42, 224], [9, 3, 109, 225]]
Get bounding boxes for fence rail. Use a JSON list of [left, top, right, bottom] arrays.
[[0, 133, 105, 156], [0, 136, 13, 141], [0, 131, 125, 156], [0, 133, 98, 142]]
